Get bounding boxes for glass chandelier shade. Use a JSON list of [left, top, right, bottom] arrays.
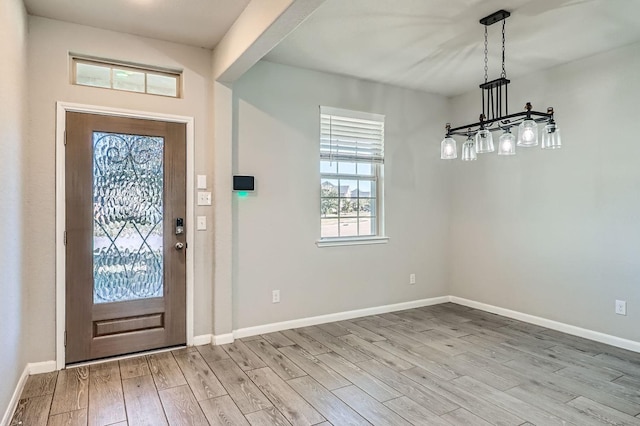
[[498, 129, 516, 156], [461, 136, 477, 161], [517, 119, 539, 147], [440, 136, 457, 159], [475, 129, 495, 153], [541, 121, 561, 149]]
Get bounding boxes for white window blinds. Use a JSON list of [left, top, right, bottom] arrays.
[[320, 106, 385, 164]]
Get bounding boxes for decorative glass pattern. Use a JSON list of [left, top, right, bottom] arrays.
[[93, 132, 164, 303]]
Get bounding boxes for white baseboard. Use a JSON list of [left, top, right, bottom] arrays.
[[192, 334, 212, 346], [212, 333, 234, 345], [1, 365, 28, 426], [450, 296, 640, 353], [28, 361, 57, 375], [233, 296, 450, 339], [1, 360, 57, 426]]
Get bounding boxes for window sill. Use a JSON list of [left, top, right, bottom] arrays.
[[316, 236, 389, 248]]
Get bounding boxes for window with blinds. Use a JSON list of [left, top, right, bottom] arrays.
[[319, 106, 385, 240]]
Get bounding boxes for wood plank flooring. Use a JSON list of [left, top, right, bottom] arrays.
[[10, 303, 640, 425]]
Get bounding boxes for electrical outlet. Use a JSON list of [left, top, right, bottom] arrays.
[[272, 290, 280, 304], [615, 300, 627, 316], [409, 273, 416, 285], [197, 191, 212, 206]]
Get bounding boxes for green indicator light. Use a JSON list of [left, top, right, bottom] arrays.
[[237, 191, 249, 198]]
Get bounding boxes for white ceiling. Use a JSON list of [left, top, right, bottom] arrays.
[[22, 0, 640, 95], [23, 0, 251, 49], [265, 0, 640, 96]]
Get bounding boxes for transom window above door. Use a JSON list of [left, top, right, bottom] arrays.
[[71, 55, 182, 98]]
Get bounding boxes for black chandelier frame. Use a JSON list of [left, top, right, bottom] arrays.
[[444, 10, 556, 138]]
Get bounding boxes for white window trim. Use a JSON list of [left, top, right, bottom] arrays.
[[316, 236, 389, 247], [320, 106, 384, 123], [318, 106, 386, 246]]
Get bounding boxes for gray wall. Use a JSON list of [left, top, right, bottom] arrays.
[[6, 14, 638, 411], [0, 0, 28, 415], [231, 61, 451, 329], [449, 41, 640, 342], [26, 17, 215, 362]]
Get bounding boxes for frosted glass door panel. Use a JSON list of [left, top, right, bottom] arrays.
[[93, 132, 164, 303]]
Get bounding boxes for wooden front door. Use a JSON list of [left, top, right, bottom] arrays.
[[65, 112, 186, 364]]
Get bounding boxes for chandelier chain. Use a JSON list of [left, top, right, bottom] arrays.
[[484, 25, 488, 83], [501, 20, 506, 78]]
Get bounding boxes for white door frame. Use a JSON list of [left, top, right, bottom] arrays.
[[55, 102, 195, 369]]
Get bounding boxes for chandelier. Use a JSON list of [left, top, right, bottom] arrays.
[[440, 10, 561, 161]]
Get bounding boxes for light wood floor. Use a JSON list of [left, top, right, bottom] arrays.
[[11, 303, 640, 425]]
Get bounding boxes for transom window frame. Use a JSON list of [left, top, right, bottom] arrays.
[[317, 106, 388, 247], [71, 55, 182, 98]]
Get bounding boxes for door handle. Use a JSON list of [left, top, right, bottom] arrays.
[[175, 242, 185, 250]]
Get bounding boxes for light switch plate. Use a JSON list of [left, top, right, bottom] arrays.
[[197, 175, 207, 190], [197, 191, 212, 206], [197, 216, 207, 230]]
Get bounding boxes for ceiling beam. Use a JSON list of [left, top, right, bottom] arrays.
[[212, 0, 326, 83]]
